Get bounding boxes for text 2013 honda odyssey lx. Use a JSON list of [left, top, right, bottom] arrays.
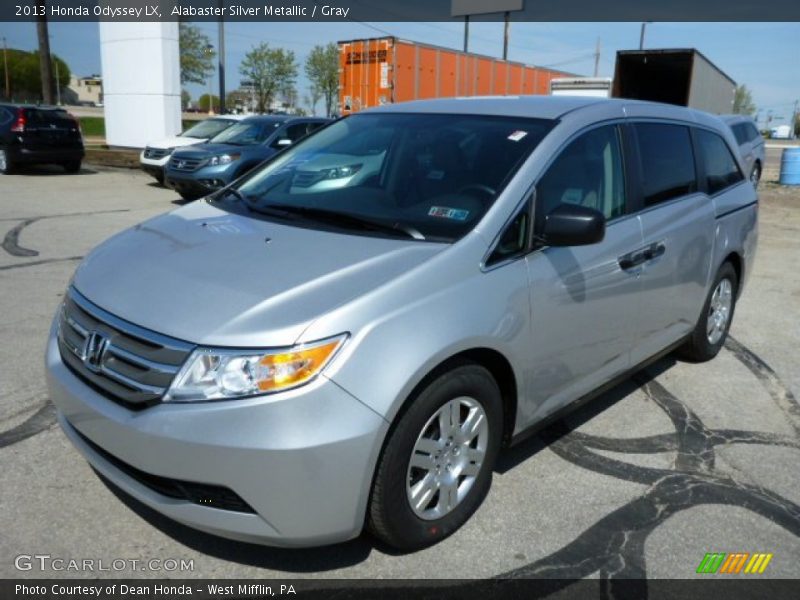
[[46, 97, 757, 550]]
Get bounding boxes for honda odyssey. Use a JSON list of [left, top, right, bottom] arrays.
[[46, 96, 757, 550]]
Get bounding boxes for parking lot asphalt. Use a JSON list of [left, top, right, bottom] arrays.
[[1, 164, 799, 580]]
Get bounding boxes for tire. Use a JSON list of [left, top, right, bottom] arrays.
[[0, 148, 13, 174], [63, 160, 81, 174], [155, 171, 165, 185], [750, 162, 761, 188], [368, 361, 503, 551], [178, 191, 201, 201], [677, 262, 738, 362]]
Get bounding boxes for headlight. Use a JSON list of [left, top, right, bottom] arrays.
[[320, 164, 362, 180], [208, 153, 241, 166], [164, 334, 347, 402]]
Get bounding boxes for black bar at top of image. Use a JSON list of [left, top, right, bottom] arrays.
[[1, 0, 800, 22], [3, 579, 800, 600]]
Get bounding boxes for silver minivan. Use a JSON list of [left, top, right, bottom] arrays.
[[46, 97, 758, 550], [721, 114, 766, 187]]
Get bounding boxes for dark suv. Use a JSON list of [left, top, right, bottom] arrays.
[[0, 104, 84, 174]]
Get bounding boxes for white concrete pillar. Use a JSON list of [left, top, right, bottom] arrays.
[[99, 22, 181, 148]]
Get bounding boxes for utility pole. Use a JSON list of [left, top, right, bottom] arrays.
[[639, 22, 649, 50], [54, 55, 61, 105], [463, 16, 469, 53], [218, 3, 225, 114], [2, 37, 9, 100], [36, 0, 54, 104], [502, 11, 510, 60], [791, 100, 799, 140], [593, 37, 601, 77]]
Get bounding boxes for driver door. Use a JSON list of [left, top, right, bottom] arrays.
[[522, 123, 644, 424]]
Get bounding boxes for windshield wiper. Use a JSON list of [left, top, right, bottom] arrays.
[[257, 204, 425, 240]]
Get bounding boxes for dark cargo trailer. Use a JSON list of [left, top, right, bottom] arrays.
[[612, 49, 736, 114]]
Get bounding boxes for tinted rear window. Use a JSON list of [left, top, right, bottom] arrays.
[[0, 107, 12, 126], [745, 123, 761, 142], [634, 123, 697, 207], [695, 129, 744, 195], [731, 123, 748, 145]]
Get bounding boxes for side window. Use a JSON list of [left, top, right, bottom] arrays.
[[746, 123, 761, 143], [0, 107, 11, 127], [536, 125, 626, 221], [306, 121, 325, 135], [695, 128, 745, 195], [633, 123, 697, 207], [487, 205, 530, 266], [731, 123, 748, 145], [284, 123, 312, 142]]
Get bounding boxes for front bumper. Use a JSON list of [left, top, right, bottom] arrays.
[[45, 322, 388, 547], [165, 164, 238, 196]]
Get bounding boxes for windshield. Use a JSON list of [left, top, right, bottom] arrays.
[[209, 120, 281, 145], [227, 113, 553, 242], [182, 118, 236, 139]]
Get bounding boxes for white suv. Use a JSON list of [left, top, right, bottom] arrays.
[[139, 115, 247, 184]]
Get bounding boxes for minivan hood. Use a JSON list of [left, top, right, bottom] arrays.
[[71, 201, 444, 347]]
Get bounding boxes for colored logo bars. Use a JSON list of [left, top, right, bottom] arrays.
[[696, 552, 773, 574]]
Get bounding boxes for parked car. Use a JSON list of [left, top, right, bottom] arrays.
[[0, 104, 84, 174], [721, 114, 766, 186], [139, 115, 247, 184], [46, 96, 757, 551], [164, 115, 329, 200]]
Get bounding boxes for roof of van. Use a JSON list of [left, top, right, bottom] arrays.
[[363, 95, 720, 123]]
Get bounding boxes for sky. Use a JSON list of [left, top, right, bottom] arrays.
[[1, 20, 798, 124]]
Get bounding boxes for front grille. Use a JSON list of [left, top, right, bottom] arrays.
[[168, 155, 205, 171], [71, 423, 256, 513], [144, 147, 170, 160], [58, 288, 193, 409]]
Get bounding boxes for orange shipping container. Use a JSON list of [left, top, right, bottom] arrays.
[[339, 36, 575, 114]]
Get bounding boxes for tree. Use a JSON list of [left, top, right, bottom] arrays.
[[181, 89, 191, 111], [0, 48, 69, 102], [197, 93, 220, 113], [304, 85, 322, 116], [240, 43, 297, 113], [179, 23, 215, 86], [305, 43, 339, 117], [733, 85, 756, 116]]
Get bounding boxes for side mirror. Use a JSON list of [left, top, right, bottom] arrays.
[[541, 203, 605, 247]]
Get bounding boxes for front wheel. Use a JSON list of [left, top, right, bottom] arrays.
[[368, 362, 503, 551], [678, 262, 738, 362]]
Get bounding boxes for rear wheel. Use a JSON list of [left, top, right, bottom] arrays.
[[678, 262, 738, 362], [154, 171, 165, 185], [178, 190, 202, 201], [0, 148, 14, 174], [750, 162, 761, 188], [368, 362, 503, 551], [63, 160, 81, 173]]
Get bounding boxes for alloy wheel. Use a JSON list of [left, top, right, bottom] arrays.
[[406, 396, 489, 520], [707, 278, 733, 345]]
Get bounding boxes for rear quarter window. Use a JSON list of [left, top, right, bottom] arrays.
[[633, 123, 697, 207], [731, 123, 748, 145], [695, 128, 745, 195], [0, 107, 12, 126], [746, 123, 762, 143]]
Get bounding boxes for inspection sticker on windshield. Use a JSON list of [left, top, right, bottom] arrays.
[[507, 130, 528, 142], [428, 206, 470, 221]]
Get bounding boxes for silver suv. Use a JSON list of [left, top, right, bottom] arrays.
[[46, 97, 758, 550]]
